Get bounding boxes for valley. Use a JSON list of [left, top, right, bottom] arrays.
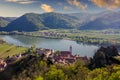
[[0, 0, 120, 80]]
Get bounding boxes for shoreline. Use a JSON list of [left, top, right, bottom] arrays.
[[0, 33, 119, 46], [0, 31, 120, 52]]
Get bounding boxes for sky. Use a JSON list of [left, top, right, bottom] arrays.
[[0, 0, 120, 17]]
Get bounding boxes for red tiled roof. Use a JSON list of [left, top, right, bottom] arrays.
[[60, 51, 71, 55]]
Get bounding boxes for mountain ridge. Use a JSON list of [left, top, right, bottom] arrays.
[[0, 17, 16, 27], [4, 12, 80, 31], [0, 11, 120, 31], [80, 11, 120, 30]]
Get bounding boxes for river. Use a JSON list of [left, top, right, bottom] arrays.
[[0, 35, 99, 57]]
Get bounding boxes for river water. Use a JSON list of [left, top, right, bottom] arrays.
[[0, 35, 99, 57]]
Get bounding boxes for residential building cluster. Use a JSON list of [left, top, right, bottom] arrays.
[[37, 46, 89, 65], [0, 46, 89, 72], [0, 58, 7, 71]]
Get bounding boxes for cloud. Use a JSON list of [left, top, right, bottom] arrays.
[[64, 6, 72, 10], [41, 4, 54, 12], [6, 0, 36, 4], [91, 0, 120, 10], [67, 0, 87, 10]]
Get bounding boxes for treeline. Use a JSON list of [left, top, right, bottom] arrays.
[[69, 36, 108, 45], [0, 46, 120, 80], [89, 46, 120, 69]]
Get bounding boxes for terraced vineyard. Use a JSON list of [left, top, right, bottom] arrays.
[[0, 44, 27, 58]]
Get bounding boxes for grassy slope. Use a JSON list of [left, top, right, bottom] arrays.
[[0, 44, 27, 58]]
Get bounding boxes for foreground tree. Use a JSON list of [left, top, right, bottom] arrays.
[[89, 46, 120, 69], [45, 65, 67, 80], [34, 76, 43, 80]]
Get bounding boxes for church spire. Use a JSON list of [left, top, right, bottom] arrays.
[[70, 45, 72, 54]]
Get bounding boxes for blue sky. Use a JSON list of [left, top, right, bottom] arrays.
[[0, 0, 120, 17]]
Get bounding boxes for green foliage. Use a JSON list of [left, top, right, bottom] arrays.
[[57, 60, 89, 80], [26, 29, 120, 45], [33, 44, 37, 53], [6, 13, 80, 31], [108, 71, 120, 80], [1, 47, 120, 80], [34, 76, 43, 80], [86, 68, 109, 80], [55, 50, 60, 55], [45, 65, 66, 80], [0, 43, 27, 58]]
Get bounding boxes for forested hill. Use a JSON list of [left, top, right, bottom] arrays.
[[0, 17, 16, 27], [80, 11, 120, 30], [0, 11, 120, 31], [4, 12, 80, 31]]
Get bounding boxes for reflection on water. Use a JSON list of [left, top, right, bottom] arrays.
[[0, 35, 99, 57]]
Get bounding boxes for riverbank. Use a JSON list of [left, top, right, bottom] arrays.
[[0, 29, 120, 46], [0, 34, 99, 57]]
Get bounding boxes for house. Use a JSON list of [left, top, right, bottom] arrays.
[[0, 59, 7, 71], [54, 46, 77, 64], [37, 48, 54, 58], [55, 51, 76, 64]]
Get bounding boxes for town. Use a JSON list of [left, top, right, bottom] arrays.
[[0, 46, 89, 71]]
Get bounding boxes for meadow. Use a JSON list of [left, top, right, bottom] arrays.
[[0, 43, 27, 58]]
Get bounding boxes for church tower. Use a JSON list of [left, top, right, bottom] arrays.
[[70, 45, 72, 54]]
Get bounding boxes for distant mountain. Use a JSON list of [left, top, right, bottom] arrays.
[[0, 17, 9, 27], [80, 11, 120, 30], [4, 12, 80, 31], [68, 12, 94, 24], [0, 17, 16, 27], [4, 13, 46, 31], [0, 11, 120, 31], [5, 17, 17, 22]]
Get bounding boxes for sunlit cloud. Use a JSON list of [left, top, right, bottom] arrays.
[[6, 0, 36, 4], [91, 0, 120, 10], [40, 4, 54, 12], [67, 0, 87, 10]]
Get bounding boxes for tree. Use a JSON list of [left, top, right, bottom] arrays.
[[86, 68, 109, 80], [55, 51, 60, 55], [45, 65, 67, 80], [93, 51, 106, 68], [108, 71, 120, 80], [34, 76, 43, 80], [33, 44, 37, 53]]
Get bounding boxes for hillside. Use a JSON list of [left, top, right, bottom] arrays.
[[4, 12, 80, 32], [0, 11, 120, 31], [5, 17, 17, 22], [0, 17, 9, 27], [0, 17, 16, 27], [80, 11, 120, 30], [0, 46, 120, 80], [0, 44, 27, 58]]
